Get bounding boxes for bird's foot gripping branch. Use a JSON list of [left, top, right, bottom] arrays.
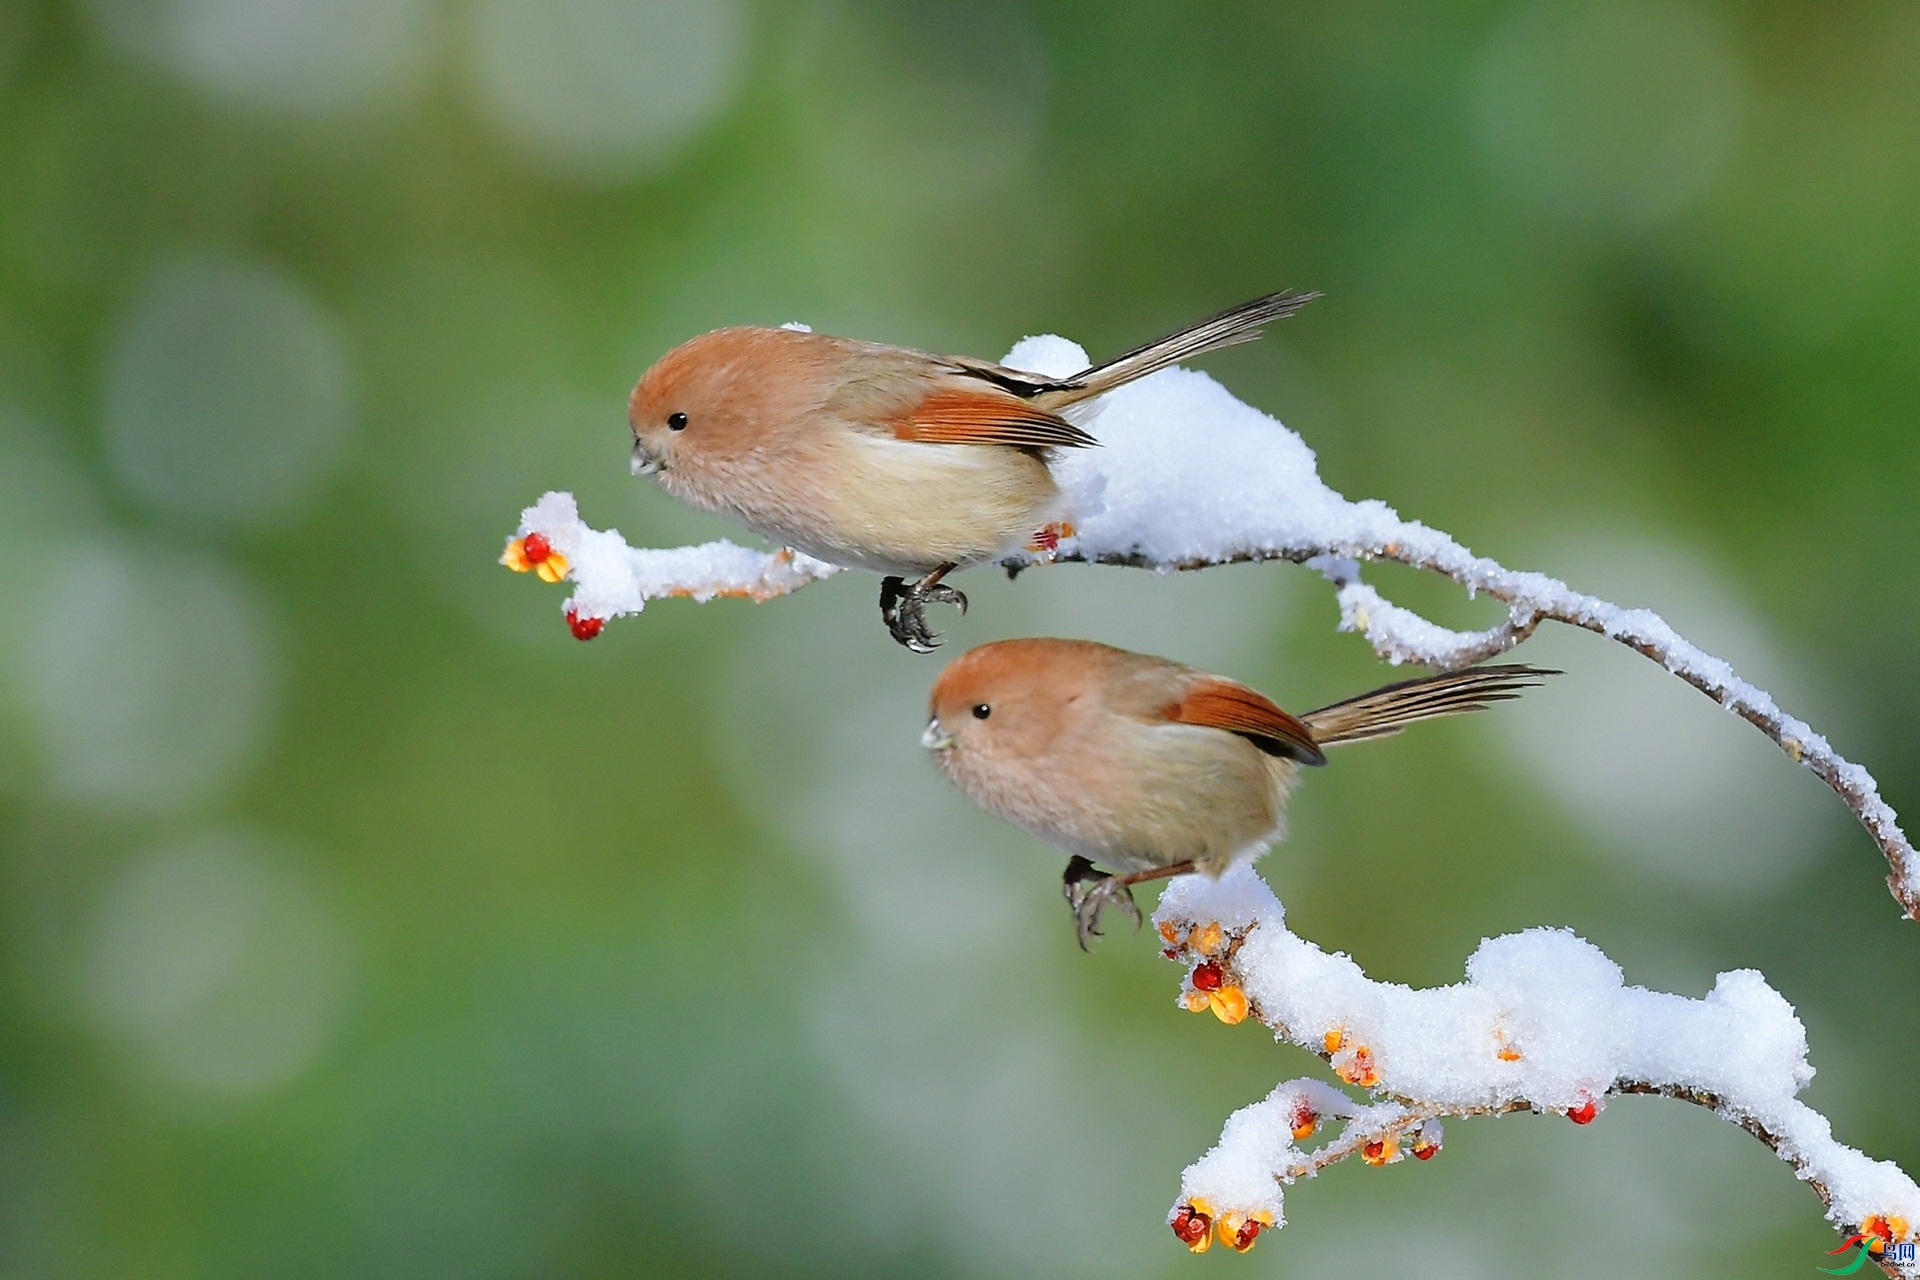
[[501, 330, 1916, 921], [1154, 866, 1920, 1274]]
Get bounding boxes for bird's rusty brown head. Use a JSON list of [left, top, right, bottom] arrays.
[[628, 326, 814, 479], [924, 638, 1097, 764]]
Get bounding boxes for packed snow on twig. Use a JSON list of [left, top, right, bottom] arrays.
[[506, 490, 840, 626], [1153, 865, 1920, 1268], [1001, 335, 1380, 564]]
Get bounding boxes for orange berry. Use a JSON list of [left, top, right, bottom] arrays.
[[1337, 1046, 1379, 1088], [1208, 986, 1250, 1025]]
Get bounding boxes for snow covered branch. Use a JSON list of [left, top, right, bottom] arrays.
[[499, 500, 839, 639], [1152, 866, 1919, 1274], [500, 330, 1915, 920]]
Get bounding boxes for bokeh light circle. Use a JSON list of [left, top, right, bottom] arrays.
[[468, 0, 748, 183], [1473, 0, 1745, 230], [77, 0, 434, 117], [102, 251, 354, 527], [17, 539, 279, 813], [791, 0, 1049, 207], [80, 830, 355, 1098], [1495, 538, 1836, 896]]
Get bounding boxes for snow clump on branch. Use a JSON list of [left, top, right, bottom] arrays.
[[1152, 866, 1920, 1269]]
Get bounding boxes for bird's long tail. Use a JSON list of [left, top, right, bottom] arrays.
[[1300, 664, 1556, 747], [1040, 290, 1320, 408]]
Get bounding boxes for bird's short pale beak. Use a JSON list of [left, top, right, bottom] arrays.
[[921, 718, 954, 751], [630, 438, 661, 476]]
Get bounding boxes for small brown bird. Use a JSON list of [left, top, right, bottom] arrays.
[[923, 638, 1555, 948], [627, 292, 1317, 651]]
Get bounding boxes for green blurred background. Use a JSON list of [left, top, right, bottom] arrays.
[[2, 1, 1917, 1275]]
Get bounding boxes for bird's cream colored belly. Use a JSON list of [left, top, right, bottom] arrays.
[[664, 428, 1062, 576], [942, 722, 1298, 876]]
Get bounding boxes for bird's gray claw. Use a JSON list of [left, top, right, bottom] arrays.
[[923, 582, 968, 616], [882, 601, 939, 653], [1061, 857, 1140, 951], [879, 576, 920, 650], [878, 577, 967, 652], [904, 620, 938, 654], [898, 598, 940, 653]]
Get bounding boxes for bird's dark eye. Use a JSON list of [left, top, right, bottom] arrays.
[[667, 412, 688, 431], [971, 704, 991, 720]]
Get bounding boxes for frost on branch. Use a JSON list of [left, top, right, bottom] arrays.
[[499, 332, 1915, 919], [500, 491, 839, 638], [1153, 866, 1920, 1271]]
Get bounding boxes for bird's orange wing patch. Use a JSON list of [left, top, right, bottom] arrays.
[[1165, 680, 1327, 765], [894, 387, 1097, 450]]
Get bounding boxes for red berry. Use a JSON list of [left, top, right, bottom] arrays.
[[1234, 1219, 1264, 1250], [1413, 1144, 1439, 1161], [1567, 1098, 1598, 1125], [567, 610, 604, 641], [1169, 1205, 1210, 1245], [1363, 1139, 1387, 1162], [1191, 961, 1225, 992], [522, 532, 552, 563]]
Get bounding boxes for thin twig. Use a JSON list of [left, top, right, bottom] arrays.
[[508, 491, 1917, 919], [1159, 890, 1912, 1280], [1039, 537, 1918, 921], [1283, 1085, 1901, 1279]]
